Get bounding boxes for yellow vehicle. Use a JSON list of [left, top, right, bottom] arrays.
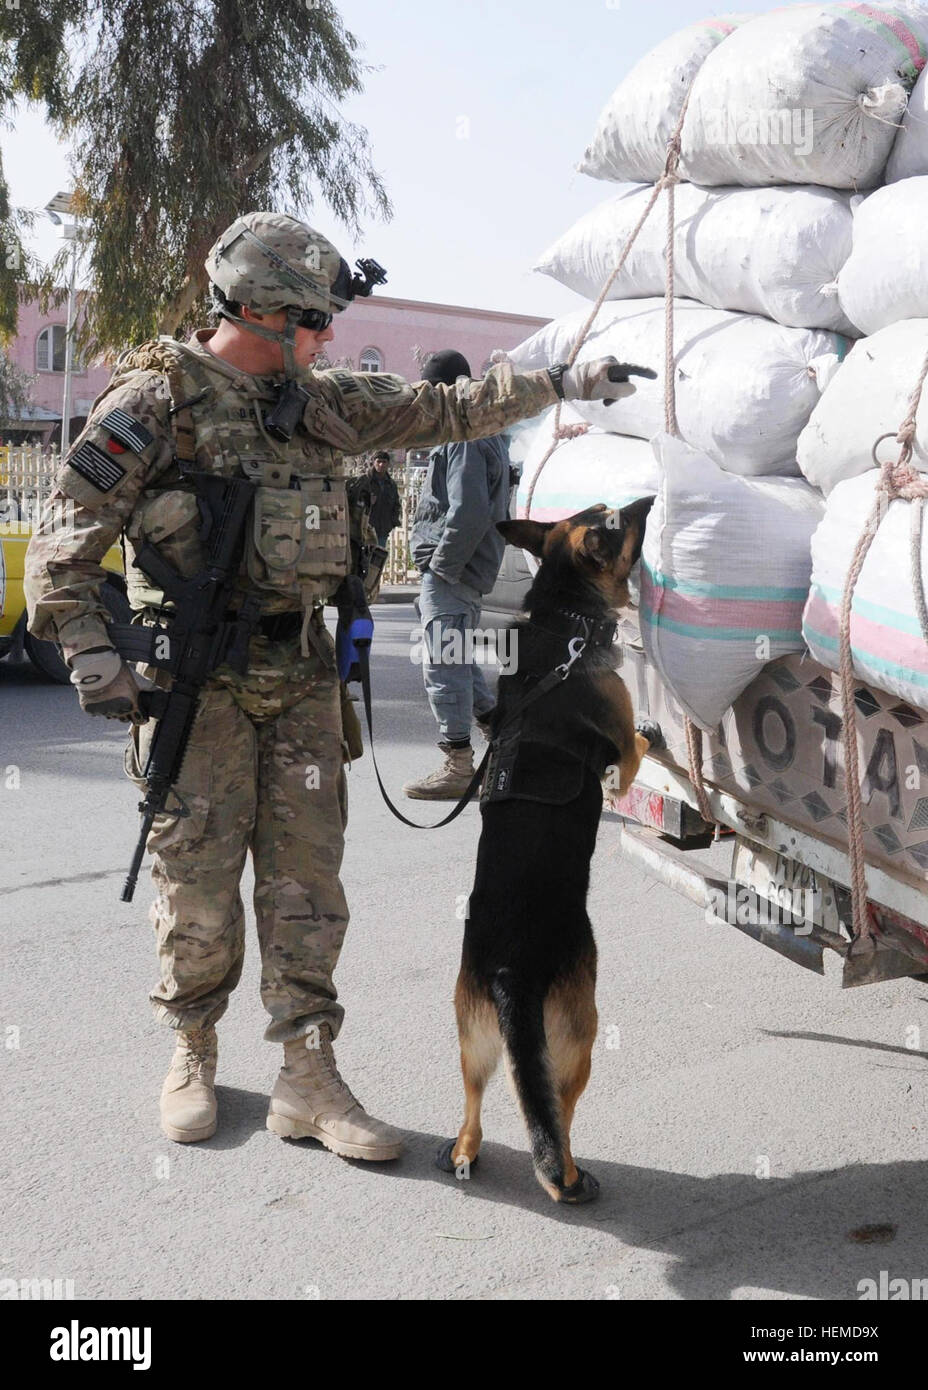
[[0, 447, 129, 682]]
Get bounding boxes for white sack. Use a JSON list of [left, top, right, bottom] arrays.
[[837, 177, 928, 333], [508, 299, 846, 476], [640, 434, 824, 732], [887, 34, 928, 181], [535, 182, 857, 335], [578, 15, 748, 184], [797, 318, 928, 493], [803, 469, 928, 709], [512, 404, 660, 522], [680, 4, 925, 189]]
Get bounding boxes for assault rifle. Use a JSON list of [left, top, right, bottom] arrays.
[[114, 472, 259, 903]]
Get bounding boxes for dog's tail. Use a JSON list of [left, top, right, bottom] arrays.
[[490, 973, 565, 1193]]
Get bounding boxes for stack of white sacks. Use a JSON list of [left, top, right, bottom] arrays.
[[508, 2, 928, 731]]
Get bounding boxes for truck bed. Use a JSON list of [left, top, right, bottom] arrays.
[[614, 605, 928, 981]]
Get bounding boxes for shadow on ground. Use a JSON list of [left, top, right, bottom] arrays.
[[206, 1072, 927, 1302]]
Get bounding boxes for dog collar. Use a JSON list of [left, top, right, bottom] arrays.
[[528, 607, 618, 650]]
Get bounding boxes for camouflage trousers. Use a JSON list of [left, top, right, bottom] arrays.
[[125, 631, 350, 1044]]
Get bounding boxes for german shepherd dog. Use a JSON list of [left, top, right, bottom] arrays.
[[436, 500, 660, 1204]]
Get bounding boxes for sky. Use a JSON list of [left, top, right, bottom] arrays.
[[3, 0, 780, 322]]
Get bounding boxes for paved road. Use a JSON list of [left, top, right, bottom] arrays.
[[1, 602, 926, 1301]]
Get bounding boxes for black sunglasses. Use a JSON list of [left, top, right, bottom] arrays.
[[297, 307, 333, 332]]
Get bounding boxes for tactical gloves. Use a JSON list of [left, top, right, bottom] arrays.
[[68, 648, 149, 723], [548, 358, 657, 406]]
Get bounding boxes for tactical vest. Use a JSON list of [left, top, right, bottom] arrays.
[[481, 726, 610, 806], [480, 614, 621, 805], [116, 336, 358, 654]]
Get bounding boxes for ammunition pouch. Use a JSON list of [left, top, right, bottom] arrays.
[[124, 488, 205, 611], [247, 475, 351, 605]]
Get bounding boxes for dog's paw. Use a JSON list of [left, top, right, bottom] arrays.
[[635, 719, 665, 751], [557, 1167, 600, 1204], [435, 1139, 479, 1176]]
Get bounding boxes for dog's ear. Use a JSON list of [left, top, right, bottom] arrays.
[[605, 497, 655, 567], [612, 494, 656, 566], [577, 525, 612, 569], [617, 494, 656, 527], [497, 518, 554, 557]]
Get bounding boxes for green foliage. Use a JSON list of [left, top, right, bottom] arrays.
[[73, 0, 390, 351], [0, 4, 72, 341], [0, 351, 35, 425], [2, 0, 391, 356]]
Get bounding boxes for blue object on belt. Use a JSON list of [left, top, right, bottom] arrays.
[[337, 613, 374, 682]]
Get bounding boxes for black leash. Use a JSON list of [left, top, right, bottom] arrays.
[[358, 643, 489, 829], [356, 625, 596, 830]]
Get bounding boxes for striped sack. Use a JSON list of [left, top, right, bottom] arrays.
[[803, 469, 928, 709], [640, 434, 823, 732]]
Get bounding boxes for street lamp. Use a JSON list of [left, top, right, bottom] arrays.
[[45, 191, 79, 455]]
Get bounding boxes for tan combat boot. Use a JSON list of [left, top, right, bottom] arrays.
[[160, 1026, 218, 1144], [266, 1026, 404, 1161], [402, 741, 475, 800]]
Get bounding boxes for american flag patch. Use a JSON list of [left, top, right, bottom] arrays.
[[100, 408, 154, 454], [67, 440, 127, 492]]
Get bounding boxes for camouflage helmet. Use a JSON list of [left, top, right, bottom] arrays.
[[205, 211, 350, 316]]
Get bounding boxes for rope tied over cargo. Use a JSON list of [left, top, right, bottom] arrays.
[[521, 83, 717, 826], [522, 87, 692, 519], [840, 345, 928, 943]]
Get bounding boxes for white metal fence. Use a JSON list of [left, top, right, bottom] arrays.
[[0, 444, 59, 530]]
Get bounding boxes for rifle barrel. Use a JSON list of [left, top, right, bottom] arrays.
[[121, 808, 157, 903]]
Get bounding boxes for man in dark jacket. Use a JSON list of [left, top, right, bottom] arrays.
[[403, 350, 511, 799], [367, 451, 402, 548]]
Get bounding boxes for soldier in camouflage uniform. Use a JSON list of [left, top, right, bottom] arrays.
[[24, 211, 639, 1158]]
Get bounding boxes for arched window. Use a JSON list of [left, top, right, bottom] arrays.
[[37, 325, 82, 373], [359, 346, 383, 373], [37, 325, 67, 373]]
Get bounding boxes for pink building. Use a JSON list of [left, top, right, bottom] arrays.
[[7, 294, 112, 442], [317, 293, 548, 382], [5, 292, 549, 447]]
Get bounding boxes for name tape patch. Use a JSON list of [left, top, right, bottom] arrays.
[[68, 440, 127, 492], [100, 408, 154, 454], [330, 370, 361, 395]]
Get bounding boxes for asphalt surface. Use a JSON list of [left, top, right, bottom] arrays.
[[1, 600, 927, 1301]]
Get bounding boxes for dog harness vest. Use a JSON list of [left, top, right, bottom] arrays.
[[481, 730, 606, 806], [481, 611, 619, 806]]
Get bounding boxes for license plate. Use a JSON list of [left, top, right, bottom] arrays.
[[731, 839, 845, 936]]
